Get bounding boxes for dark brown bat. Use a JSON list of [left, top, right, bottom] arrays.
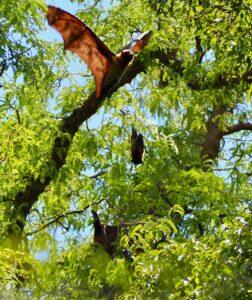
[[131, 127, 145, 165], [46, 6, 152, 98], [92, 210, 119, 257]]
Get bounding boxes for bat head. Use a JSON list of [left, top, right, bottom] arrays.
[[119, 49, 134, 65], [131, 126, 138, 140], [137, 30, 153, 45]]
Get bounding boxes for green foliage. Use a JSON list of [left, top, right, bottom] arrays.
[[0, 0, 252, 299]]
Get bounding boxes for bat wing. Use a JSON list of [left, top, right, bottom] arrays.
[[121, 30, 152, 53], [131, 128, 145, 165], [131, 127, 138, 157], [105, 225, 118, 243], [104, 224, 118, 257], [92, 210, 107, 246], [137, 134, 145, 160], [47, 6, 115, 97]]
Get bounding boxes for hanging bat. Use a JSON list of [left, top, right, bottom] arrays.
[[131, 126, 145, 165], [46, 6, 152, 98], [92, 210, 135, 260], [92, 210, 119, 257]]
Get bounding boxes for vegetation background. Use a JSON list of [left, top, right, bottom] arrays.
[[0, 0, 251, 299]]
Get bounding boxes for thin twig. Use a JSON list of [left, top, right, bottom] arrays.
[[26, 199, 106, 237]]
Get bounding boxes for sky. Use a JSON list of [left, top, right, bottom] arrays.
[[45, 0, 105, 40], [47, 0, 112, 12], [45, 0, 113, 41]]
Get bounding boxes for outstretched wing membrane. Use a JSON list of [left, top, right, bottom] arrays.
[[46, 6, 115, 97]]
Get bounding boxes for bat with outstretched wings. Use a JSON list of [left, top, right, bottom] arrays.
[[131, 127, 145, 165], [46, 6, 152, 98]]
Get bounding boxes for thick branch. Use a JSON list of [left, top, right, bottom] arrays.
[[7, 177, 51, 248], [195, 36, 205, 64], [201, 105, 227, 162], [224, 122, 252, 136], [201, 109, 252, 163], [210, 70, 252, 88]]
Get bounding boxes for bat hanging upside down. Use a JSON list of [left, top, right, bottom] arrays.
[[46, 6, 152, 98], [131, 127, 145, 165], [92, 210, 135, 260], [92, 210, 119, 257]]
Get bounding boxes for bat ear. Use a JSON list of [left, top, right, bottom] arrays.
[[138, 30, 153, 45], [120, 30, 152, 54], [116, 49, 134, 67], [131, 126, 138, 137], [121, 49, 134, 59], [122, 30, 153, 53]]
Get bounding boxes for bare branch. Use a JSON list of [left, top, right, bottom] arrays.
[[26, 210, 85, 237], [223, 122, 252, 136], [57, 221, 69, 231], [26, 198, 107, 237], [15, 109, 21, 125], [195, 36, 205, 64], [89, 171, 107, 179], [0, 60, 7, 76]]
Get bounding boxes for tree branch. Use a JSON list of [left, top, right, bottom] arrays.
[[26, 198, 107, 237], [0, 60, 7, 77], [155, 49, 252, 90], [201, 105, 227, 162], [201, 109, 252, 164], [89, 171, 107, 179], [26, 210, 85, 237], [195, 36, 205, 64], [223, 122, 252, 136]]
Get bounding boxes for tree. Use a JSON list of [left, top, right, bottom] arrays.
[[0, 0, 251, 299]]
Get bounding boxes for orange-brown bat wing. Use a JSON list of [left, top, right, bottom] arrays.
[[121, 30, 153, 53], [46, 6, 115, 97]]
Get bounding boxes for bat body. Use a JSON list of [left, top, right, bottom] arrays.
[[92, 210, 119, 257], [46, 6, 152, 98], [131, 127, 145, 165]]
